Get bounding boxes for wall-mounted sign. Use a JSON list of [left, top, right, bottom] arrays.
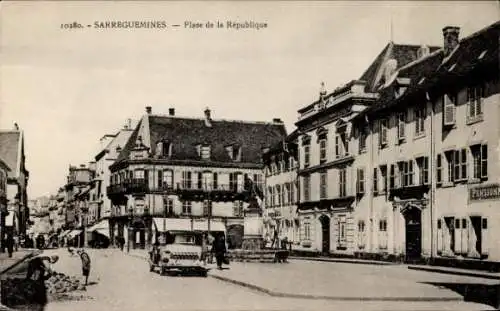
[[469, 184, 500, 202]]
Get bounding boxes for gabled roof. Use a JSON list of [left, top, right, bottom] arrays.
[[359, 42, 441, 92], [0, 131, 22, 178], [359, 20, 499, 117], [114, 115, 287, 166]]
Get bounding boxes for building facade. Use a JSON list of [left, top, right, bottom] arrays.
[[262, 131, 300, 246], [0, 125, 29, 238], [349, 23, 500, 263], [63, 164, 95, 247], [0, 159, 11, 252], [293, 21, 500, 266], [108, 107, 286, 250]]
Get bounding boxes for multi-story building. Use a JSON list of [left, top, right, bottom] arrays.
[[0, 158, 10, 252], [107, 107, 286, 250], [86, 120, 134, 242], [262, 130, 300, 246], [295, 80, 380, 254], [63, 164, 94, 247], [294, 22, 499, 264], [348, 21, 500, 265], [0, 124, 29, 238]]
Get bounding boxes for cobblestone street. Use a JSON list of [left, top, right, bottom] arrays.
[[36, 248, 497, 311]]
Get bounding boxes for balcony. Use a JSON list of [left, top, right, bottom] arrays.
[[176, 183, 249, 202]]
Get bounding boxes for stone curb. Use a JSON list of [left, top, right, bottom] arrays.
[[0, 250, 42, 275], [289, 256, 395, 266], [208, 273, 462, 302], [408, 265, 500, 280]]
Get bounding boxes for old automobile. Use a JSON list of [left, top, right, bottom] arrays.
[[149, 231, 208, 277]]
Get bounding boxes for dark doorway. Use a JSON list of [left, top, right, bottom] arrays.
[[404, 206, 422, 262], [470, 216, 482, 256], [319, 215, 330, 254]]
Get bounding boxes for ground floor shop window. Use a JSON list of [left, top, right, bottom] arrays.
[[438, 216, 488, 258]]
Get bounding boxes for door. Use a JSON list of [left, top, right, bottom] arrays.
[[404, 207, 422, 261], [319, 215, 330, 254], [470, 216, 482, 257]]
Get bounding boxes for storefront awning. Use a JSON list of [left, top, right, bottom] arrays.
[[152, 218, 225, 233], [59, 230, 71, 238], [94, 228, 110, 238], [88, 220, 109, 232], [67, 230, 82, 239]]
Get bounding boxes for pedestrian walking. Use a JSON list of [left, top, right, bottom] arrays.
[[211, 235, 227, 270], [13, 235, 18, 251], [76, 249, 91, 285], [25, 255, 59, 311], [6, 234, 13, 258]]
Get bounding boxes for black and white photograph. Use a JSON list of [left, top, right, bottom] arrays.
[[0, 1, 499, 310]]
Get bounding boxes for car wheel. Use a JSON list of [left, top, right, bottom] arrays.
[[149, 264, 154, 272], [200, 271, 208, 277]]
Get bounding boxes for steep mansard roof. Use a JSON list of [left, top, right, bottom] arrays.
[[113, 114, 287, 167]]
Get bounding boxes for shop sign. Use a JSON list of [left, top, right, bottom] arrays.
[[469, 184, 500, 202]]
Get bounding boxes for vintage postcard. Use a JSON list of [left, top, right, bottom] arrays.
[[0, 1, 499, 310]]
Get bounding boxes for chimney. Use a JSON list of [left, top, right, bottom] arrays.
[[145, 106, 152, 114], [272, 118, 283, 124], [124, 118, 132, 130], [116, 145, 122, 154], [204, 107, 212, 127], [80, 164, 85, 168], [13, 123, 19, 131], [443, 26, 460, 56], [169, 108, 175, 116]]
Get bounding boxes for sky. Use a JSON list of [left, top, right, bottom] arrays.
[[0, 1, 498, 199]]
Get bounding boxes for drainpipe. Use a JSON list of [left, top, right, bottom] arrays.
[[428, 91, 435, 261], [368, 116, 374, 253]]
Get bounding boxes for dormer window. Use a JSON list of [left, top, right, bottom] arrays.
[[226, 144, 241, 161], [163, 142, 172, 157]]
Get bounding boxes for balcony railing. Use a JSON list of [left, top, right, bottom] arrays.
[[176, 182, 245, 193], [106, 179, 263, 202]]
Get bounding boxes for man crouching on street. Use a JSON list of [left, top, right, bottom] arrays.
[[76, 249, 91, 286]]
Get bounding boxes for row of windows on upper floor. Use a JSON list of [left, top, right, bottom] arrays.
[[110, 169, 264, 190], [150, 141, 242, 162], [117, 198, 245, 218], [266, 181, 298, 208], [300, 143, 489, 201], [301, 83, 489, 169], [265, 156, 297, 176]]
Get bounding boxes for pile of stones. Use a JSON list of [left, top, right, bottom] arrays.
[[46, 272, 86, 295], [1, 271, 86, 307]]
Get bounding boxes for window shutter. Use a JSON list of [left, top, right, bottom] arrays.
[[379, 120, 388, 146], [158, 170, 163, 188], [359, 169, 364, 194], [436, 154, 442, 185], [373, 168, 378, 195], [481, 145, 488, 178], [482, 218, 489, 255], [454, 150, 460, 181], [398, 113, 406, 140], [443, 94, 456, 126], [335, 135, 340, 158]]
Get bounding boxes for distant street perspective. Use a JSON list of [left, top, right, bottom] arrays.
[[1, 1, 500, 311]]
